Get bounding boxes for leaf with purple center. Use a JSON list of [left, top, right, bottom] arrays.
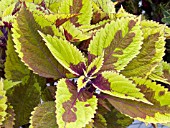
[[55, 78, 98, 128], [92, 71, 151, 104]]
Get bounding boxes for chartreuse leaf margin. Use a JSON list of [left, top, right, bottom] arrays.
[[1, 0, 170, 128]]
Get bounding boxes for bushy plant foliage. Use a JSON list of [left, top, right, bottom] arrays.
[[1, 0, 170, 127]]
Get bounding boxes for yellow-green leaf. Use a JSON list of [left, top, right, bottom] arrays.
[[122, 20, 166, 78], [0, 79, 8, 125], [39, 31, 86, 76], [12, 7, 66, 79], [88, 17, 143, 72], [92, 71, 151, 104], [58, 0, 92, 26]]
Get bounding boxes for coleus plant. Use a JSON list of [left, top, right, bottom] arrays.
[[1, 0, 170, 128]]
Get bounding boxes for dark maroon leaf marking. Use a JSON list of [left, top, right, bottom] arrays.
[[64, 29, 73, 41], [88, 53, 96, 64], [92, 74, 111, 91], [62, 80, 77, 123], [163, 70, 170, 83], [64, 29, 79, 42], [69, 0, 82, 26], [73, 107, 77, 112], [87, 66, 97, 76], [121, 33, 159, 77], [62, 101, 77, 122], [65, 79, 77, 93], [125, 94, 128, 96], [78, 90, 93, 102], [62, 79, 93, 122], [87, 85, 96, 93], [70, 62, 86, 76], [56, 19, 68, 27], [137, 84, 165, 105], [79, 38, 91, 52], [128, 20, 137, 30], [55, 14, 78, 27], [159, 91, 165, 96], [92, 12, 102, 24], [92, 11, 109, 24], [100, 29, 135, 72], [85, 104, 90, 107]]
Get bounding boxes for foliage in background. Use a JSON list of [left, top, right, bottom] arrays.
[[112, 0, 170, 65], [0, 0, 170, 128]]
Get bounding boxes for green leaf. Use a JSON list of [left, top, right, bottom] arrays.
[[5, 32, 30, 81], [133, 77, 170, 106], [92, 0, 116, 14], [39, 31, 86, 76], [2, 3, 15, 17], [57, 0, 92, 42], [161, 62, 170, 83], [58, 0, 92, 26], [161, 7, 170, 25], [41, 86, 56, 101], [165, 26, 170, 39], [55, 78, 98, 128], [30, 6, 78, 40], [47, 0, 62, 13], [0, 79, 7, 125], [84, 120, 94, 128], [93, 114, 107, 128], [121, 20, 166, 78], [0, 0, 17, 25], [116, 6, 136, 19], [0, 0, 17, 17], [44, 0, 59, 7], [92, 71, 151, 104], [32, 8, 77, 28], [149, 61, 170, 84], [25, 0, 43, 4], [104, 107, 133, 128], [2, 104, 15, 128], [7, 74, 44, 127], [106, 78, 170, 124], [3, 79, 20, 91], [29, 101, 58, 128], [0, 15, 15, 26], [62, 22, 91, 42], [88, 17, 143, 72], [11, 7, 66, 79], [5, 31, 48, 127], [91, 1, 109, 24]]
